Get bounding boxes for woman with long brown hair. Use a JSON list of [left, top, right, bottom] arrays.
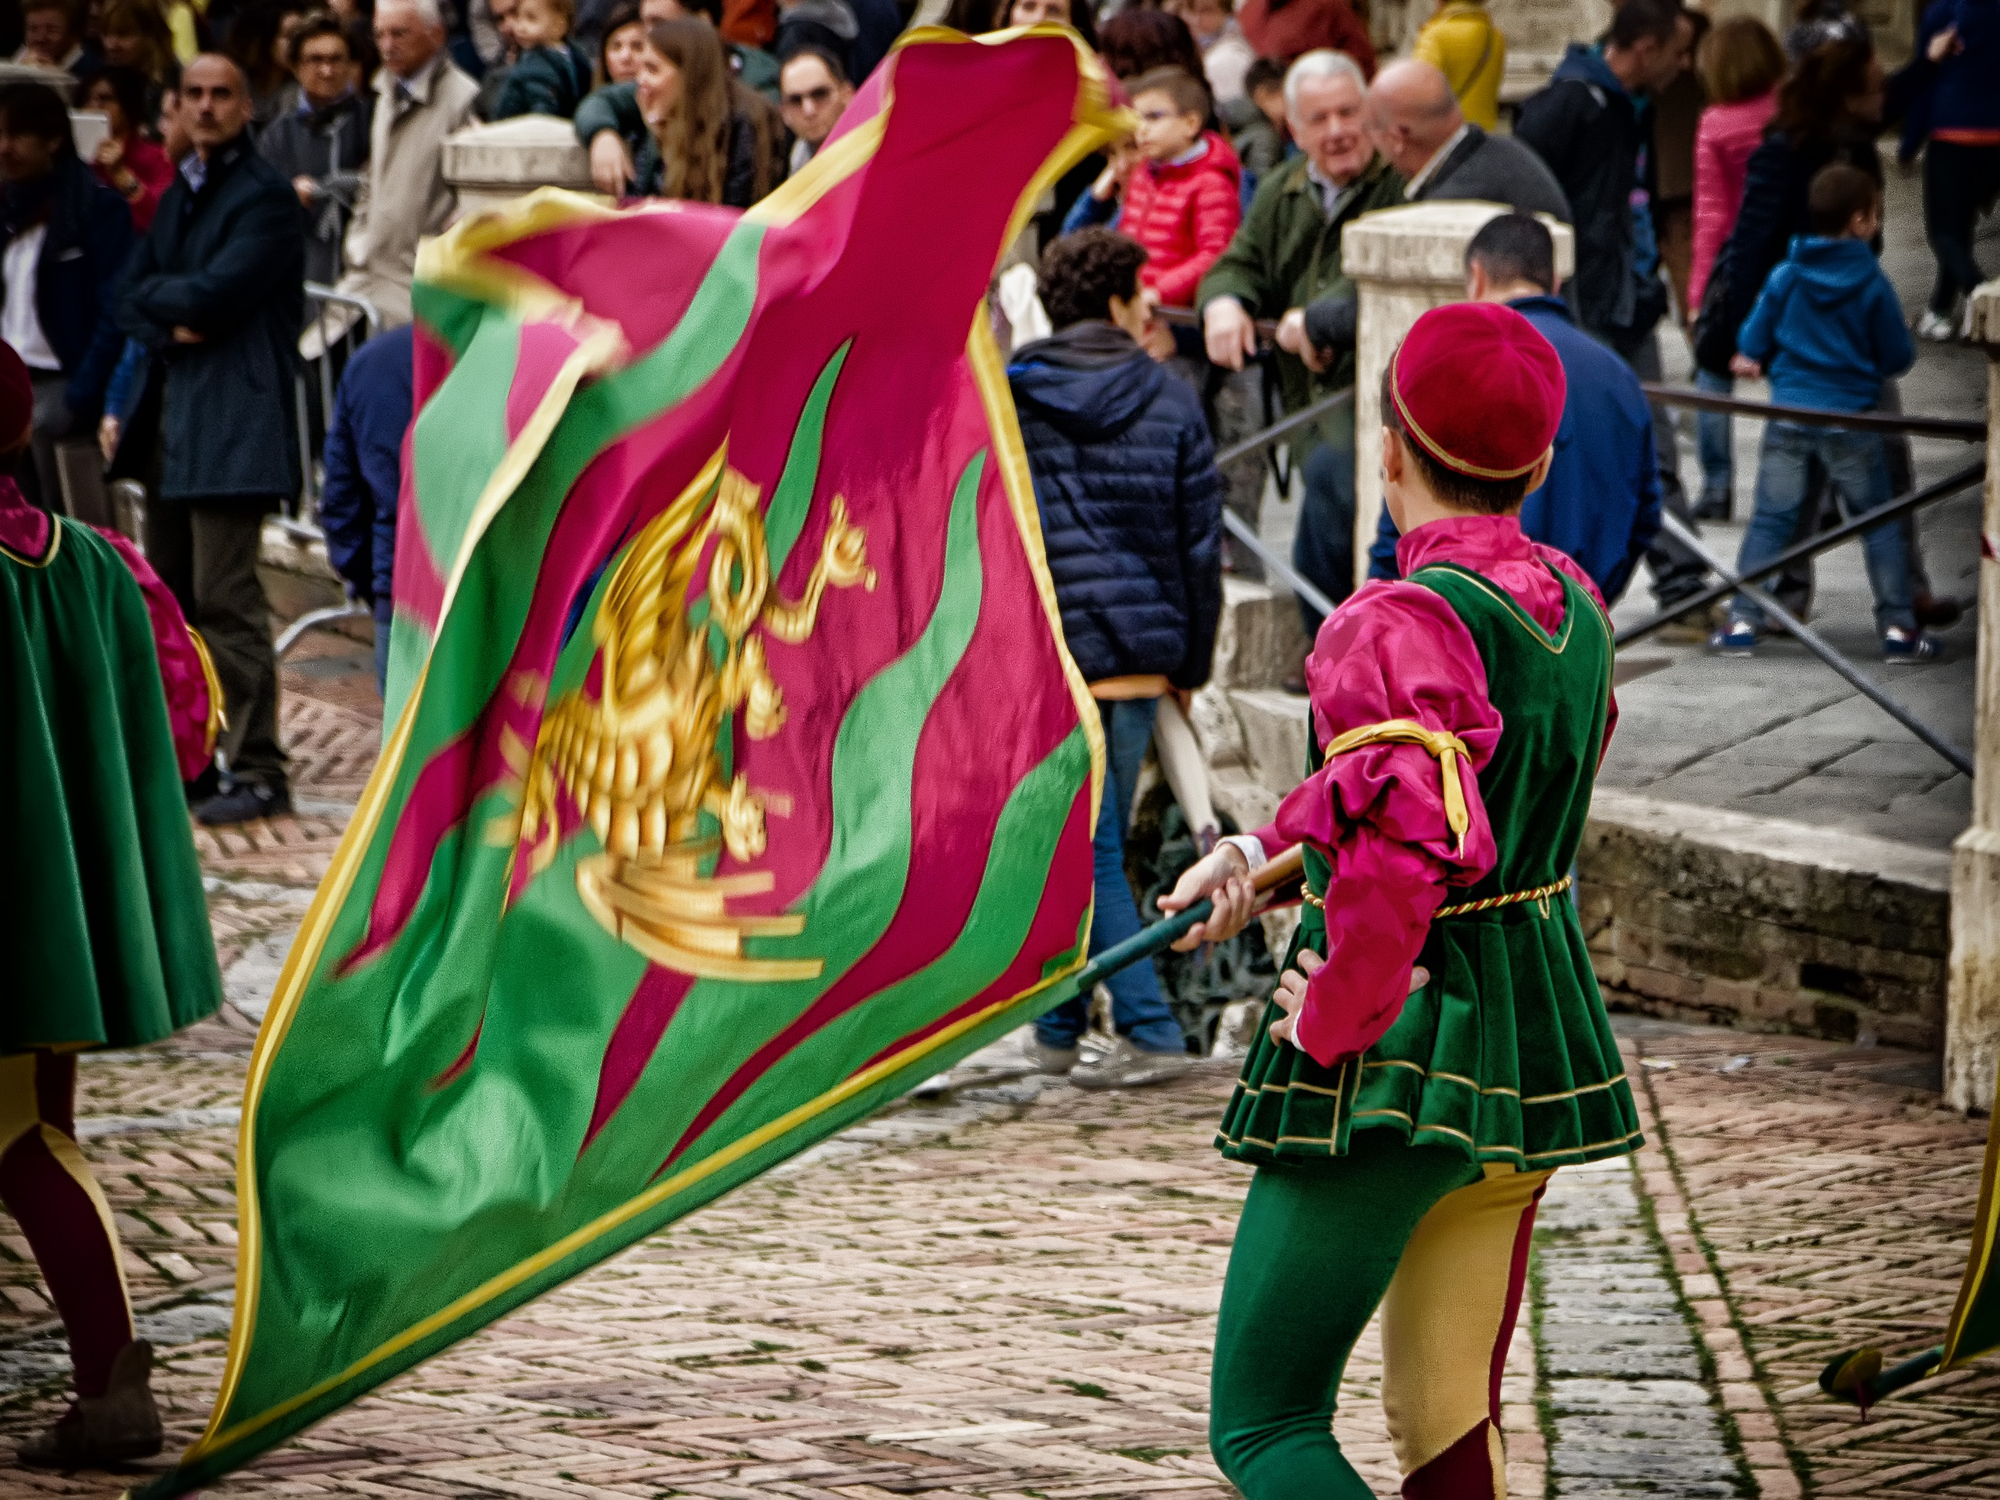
[[96, 0, 178, 87], [629, 17, 785, 206]]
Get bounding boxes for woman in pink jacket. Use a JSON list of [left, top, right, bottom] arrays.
[[1689, 17, 1787, 519]]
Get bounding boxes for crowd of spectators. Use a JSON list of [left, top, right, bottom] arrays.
[[0, 0, 1985, 836]]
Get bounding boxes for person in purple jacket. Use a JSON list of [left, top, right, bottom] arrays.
[[1713, 165, 1931, 662], [318, 321, 415, 697]]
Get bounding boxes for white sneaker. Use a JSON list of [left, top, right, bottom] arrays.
[[1070, 1036, 1193, 1091], [1914, 308, 1957, 342], [1026, 1038, 1079, 1075]]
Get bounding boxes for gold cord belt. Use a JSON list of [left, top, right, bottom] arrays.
[[1301, 874, 1573, 919]]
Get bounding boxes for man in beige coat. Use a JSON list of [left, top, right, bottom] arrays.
[[337, 0, 479, 326]]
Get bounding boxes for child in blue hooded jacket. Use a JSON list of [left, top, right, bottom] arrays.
[[1713, 163, 1932, 662]]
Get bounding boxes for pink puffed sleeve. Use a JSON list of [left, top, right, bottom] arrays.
[[1270, 581, 1504, 1067]]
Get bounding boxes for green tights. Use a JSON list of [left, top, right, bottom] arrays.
[[1209, 1134, 1500, 1499]]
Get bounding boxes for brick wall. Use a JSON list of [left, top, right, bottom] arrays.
[[1579, 790, 1952, 1051]]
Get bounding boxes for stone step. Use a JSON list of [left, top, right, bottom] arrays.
[[1188, 579, 1310, 771], [1229, 688, 1311, 800]]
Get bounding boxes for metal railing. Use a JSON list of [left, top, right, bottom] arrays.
[[274, 284, 383, 658], [290, 282, 382, 532], [1166, 360, 1983, 774]]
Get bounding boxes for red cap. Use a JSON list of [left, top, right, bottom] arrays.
[[0, 340, 30, 455], [1390, 302, 1565, 480]]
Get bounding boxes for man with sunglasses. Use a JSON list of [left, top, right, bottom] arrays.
[[777, 44, 851, 172]]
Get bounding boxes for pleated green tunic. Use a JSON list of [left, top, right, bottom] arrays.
[[2, 516, 222, 1054], [1216, 561, 1641, 1171]]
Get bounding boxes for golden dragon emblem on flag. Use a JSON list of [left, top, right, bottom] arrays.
[[509, 455, 876, 981]]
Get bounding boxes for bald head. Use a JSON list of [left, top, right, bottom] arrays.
[[1365, 59, 1465, 178], [180, 53, 253, 156]]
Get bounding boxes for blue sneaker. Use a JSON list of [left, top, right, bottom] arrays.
[[1708, 620, 1759, 656], [1882, 628, 1944, 663]]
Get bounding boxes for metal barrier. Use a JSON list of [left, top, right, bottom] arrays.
[[1614, 460, 1988, 646], [291, 282, 382, 533], [1654, 510, 1973, 777], [275, 284, 382, 658], [1642, 383, 1987, 444], [1167, 360, 1981, 774]]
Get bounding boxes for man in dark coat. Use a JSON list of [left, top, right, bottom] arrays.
[[1363, 61, 1571, 222], [1514, 0, 1691, 346], [1008, 227, 1223, 1094], [118, 54, 305, 826], [319, 321, 414, 697], [1366, 214, 1663, 603], [0, 80, 134, 514]]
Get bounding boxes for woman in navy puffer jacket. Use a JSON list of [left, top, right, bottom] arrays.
[[1006, 227, 1224, 1089]]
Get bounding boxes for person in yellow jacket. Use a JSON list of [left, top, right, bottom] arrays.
[[1412, 0, 1505, 129]]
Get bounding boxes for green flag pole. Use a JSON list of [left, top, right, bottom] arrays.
[[1052, 845, 1305, 1001]]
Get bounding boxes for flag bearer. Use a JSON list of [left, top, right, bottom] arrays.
[[0, 337, 223, 1468], [1161, 301, 1641, 1498]]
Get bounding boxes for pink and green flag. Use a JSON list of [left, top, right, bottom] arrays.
[[136, 30, 1123, 1494]]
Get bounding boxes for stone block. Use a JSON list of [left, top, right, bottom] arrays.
[[1212, 577, 1310, 692], [1190, 683, 1246, 769], [1210, 766, 1278, 840], [1231, 689, 1311, 800], [442, 116, 598, 218]]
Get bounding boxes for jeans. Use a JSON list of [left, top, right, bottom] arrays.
[[373, 597, 393, 699], [1923, 139, 2000, 315], [1035, 698, 1185, 1055], [1730, 422, 1913, 635], [1695, 365, 1734, 506], [1294, 440, 1356, 638]]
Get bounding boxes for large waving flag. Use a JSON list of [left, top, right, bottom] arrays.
[[136, 30, 1122, 1495]]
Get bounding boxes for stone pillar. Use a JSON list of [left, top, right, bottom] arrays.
[[1340, 202, 1574, 590], [441, 114, 601, 219], [1945, 278, 2000, 1115]]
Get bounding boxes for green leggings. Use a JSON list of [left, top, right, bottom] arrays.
[[1209, 1134, 1550, 1499]]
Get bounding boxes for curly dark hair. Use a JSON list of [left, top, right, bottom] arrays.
[[1038, 228, 1148, 330]]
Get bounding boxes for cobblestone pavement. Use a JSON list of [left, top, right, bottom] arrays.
[[3, 628, 1997, 1500]]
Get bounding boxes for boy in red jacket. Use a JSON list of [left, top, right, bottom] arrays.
[[1066, 67, 1244, 310]]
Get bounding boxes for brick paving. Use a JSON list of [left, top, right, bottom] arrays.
[[1624, 1021, 2000, 1498], [1, 630, 1995, 1499]]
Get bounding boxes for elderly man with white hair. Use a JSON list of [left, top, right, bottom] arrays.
[[336, 0, 479, 326], [1198, 48, 1401, 644]]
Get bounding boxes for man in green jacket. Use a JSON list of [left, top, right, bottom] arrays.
[[1199, 48, 1402, 637]]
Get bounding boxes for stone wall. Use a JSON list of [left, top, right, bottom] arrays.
[[1583, 790, 1951, 1051]]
